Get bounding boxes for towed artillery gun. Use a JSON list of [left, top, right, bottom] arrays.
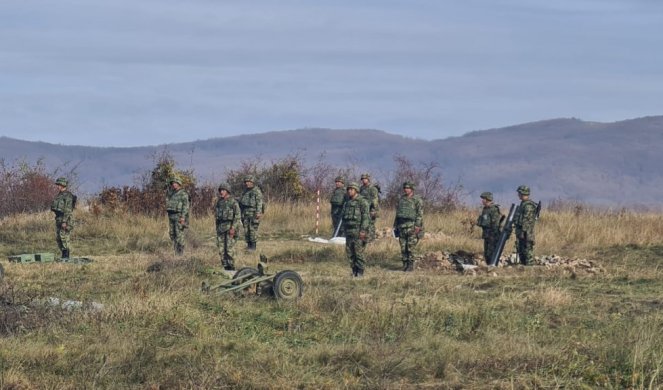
[[201, 257, 303, 301]]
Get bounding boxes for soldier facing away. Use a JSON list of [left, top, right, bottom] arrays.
[[359, 173, 379, 241], [215, 183, 241, 270], [343, 182, 370, 277], [393, 181, 424, 272], [514, 185, 538, 265], [476, 192, 502, 265], [166, 176, 190, 255], [239, 175, 263, 251], [329, 176, 348, 236], [51, 177, 76, 259]]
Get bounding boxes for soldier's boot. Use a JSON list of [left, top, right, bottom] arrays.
[[351, 266, 357, 277], [404, 261, 414, 272], [355, 268, 364, 278], [62, 249, 70, 259], [248, 242, 257, 252], [175, 244, 184, 256], [225, 258, 235, 271], [402, 261, 409, 271]]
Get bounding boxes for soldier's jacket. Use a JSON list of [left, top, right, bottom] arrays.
[[342, 195, 370, 234], [477, 204, 502, 238], [330, 188, 348, 211], [514, 199, 537, 240], [239, 187, 264, 217], [359, 184, 379, 213], [166, 188, 190, 221], [394, 194, 423, 231], [215, 197, 241, 233], [51, 191, 75, 224]]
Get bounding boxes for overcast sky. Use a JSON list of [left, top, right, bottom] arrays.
[[1, 0, 662, 147]]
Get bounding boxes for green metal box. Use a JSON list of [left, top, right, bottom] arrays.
[[8, 254, 36, 263]]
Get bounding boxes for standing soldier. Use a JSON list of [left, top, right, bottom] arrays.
[[476, 192, 502, 265], [359, 173, 379, 241], [514, 185, 538, 265], [393, 181, 424, 272], [329, 176, 348, 236], [215, 183, 241, 270], [239, 175, 263, 251], [343, 182, 370, 277], [51, 177, 76, 259], [166, 176, 190, 255]]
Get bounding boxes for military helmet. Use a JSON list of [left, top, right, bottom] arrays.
[[169, 176, 183, 185], [54, 177, 68, 187], [360, 173, 370, 180], [403, 181, 415, 190], [243, 175, 255, 183], [347, 182, 360, 191], [218, 182, 231, 192], [517, 185, 530, 195], [334, 176, 345, 183], [480, 191, 493, 201]]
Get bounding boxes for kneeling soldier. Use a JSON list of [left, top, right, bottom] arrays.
[[215, 183, 241, 270], [393, 181, 424, 271]]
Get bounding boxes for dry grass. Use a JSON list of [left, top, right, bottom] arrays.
[[0, 203, 662, 388]]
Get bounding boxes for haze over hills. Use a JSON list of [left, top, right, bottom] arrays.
[[1, 116, 662, 207]]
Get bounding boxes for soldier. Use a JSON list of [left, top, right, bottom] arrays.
[[215, 183, 241, 270], [476, 192, 502, 265], [329, 176, 348, 236], [343, 182, 370, 277], [359, 173, 379, 241], [166, 176, 190, 255], [50, 177, 76, 259], [514, 185, 538, 265], [239, 175, 263, 251], [393, 181, 424, 272]]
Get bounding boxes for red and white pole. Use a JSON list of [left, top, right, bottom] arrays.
[[315, 189, 320, 235]]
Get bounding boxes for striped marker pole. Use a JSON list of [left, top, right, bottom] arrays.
[[315, 189, 320, 235]]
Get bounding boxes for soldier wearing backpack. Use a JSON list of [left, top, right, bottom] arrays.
[[51, 177, 76, 259]]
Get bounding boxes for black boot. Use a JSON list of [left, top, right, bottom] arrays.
[[248, 242, 257, 252], [402, 262, 408, 271], [404, 262, 414, 272], [355, 268, 364, 278], [175, 244, 184, 256], [62, 249, 70, 259]]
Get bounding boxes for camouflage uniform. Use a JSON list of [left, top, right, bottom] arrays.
[[359, 173, 379, 241], [330, 176, 348, 236], [343, 182, 370, 277], [477, 192, 502, 265], [51, 177, 75, 258], [393, 182, 424, 271], [215, 183, 242, 270], [514, 185, 537, 265], [166, 178, 190, 255], [239, 175, 264, 251]]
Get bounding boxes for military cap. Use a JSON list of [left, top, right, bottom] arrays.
[[347, 182, 360, 191], [334, 176, 345, 183], [517, 185, 530, 195], [360, 173, 371, 180], [480, 191, 493, 201], [403, 181, 415, 190], [169, 176, 183, 185], [243, 175, 255, 183], [217, 182, 231, 192], [54, 177, 68, 187]]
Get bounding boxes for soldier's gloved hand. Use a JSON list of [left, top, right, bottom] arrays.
[[369, 211, 377, 218], [255, 213, 262, 220], [229, 227, 235, 238], [179, 217, 185, 225], [414, 226, 421, 235], [61, 222, 67, 230], [359, 231, 367, 241]]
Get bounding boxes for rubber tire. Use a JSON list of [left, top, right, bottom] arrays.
[[272, 270, 303, 301], [232, 267, 260, 294]]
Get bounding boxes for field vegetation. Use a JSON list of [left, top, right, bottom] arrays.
[[1, 201, 662, 389]]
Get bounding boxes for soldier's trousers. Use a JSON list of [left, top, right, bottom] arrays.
[[55, 220, 72, 251], [398, 229, 420, 265], [483, 235, 499, 265], [345, 233, 367, 271], [242, 216, 260, 245], [517, 238, 534, 265], [216, 231, 238, 267], [168, 216, 186, 253], [368, 216, 377, 241]]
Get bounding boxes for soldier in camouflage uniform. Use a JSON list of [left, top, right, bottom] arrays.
[[359, 173, 379, 241], [166, 177, 190, 255], [239, 175, 263, 251], [477, 192, 502, 265], [343, 182, 370, 277], [393, 181, 424, 272], [514, 185, 537, 265], [330, 176, 348, 236], [51, 177, 76, 259], [215, 183, 242, 270]]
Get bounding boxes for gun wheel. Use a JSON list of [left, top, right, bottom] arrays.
[[272, 270, 303, 301], [232, 267, 260, 295]]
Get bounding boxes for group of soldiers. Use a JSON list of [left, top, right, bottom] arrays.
[[48, 174, 538, 275]]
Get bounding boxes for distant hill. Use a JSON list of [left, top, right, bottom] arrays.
[[1, 116, 662, 206]]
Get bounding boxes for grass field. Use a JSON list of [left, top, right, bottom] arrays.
[[1, 203, 662, 389]]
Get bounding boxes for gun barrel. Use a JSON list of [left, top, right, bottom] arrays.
[[489, 203, 518, 266]]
